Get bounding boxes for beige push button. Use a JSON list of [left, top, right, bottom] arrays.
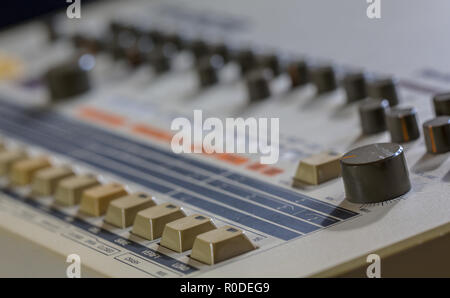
[[191, 226, 256, 265], [294, 151, 342, 185], [80, 183, 128, 216], [105, 192, 156, 228], [10, 157, 51, 185], [0, 149, 26, 176], [132, 203, 186, 240], [160, 214, 216, 253], [55, 175, 99, 206], [31, 166, 74, 196]]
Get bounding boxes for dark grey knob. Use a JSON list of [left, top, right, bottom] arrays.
[[189, 39, 209, 61], [343, 72, 367, 103], [258, 54, 280, 76], [287, 60, 309, 88], [197, 56, 218, 88], [246, 70, 271, 102], [423, 116, 450, 154], [44, 60, 91, 101], [163, 33, 183, 51], [341, 143, 411, 204], [148, 46, 170, 74], [433, 93, 450, 116], [358, 99, 389, 135], [235, 49, 257, 75], [386, 107, 420, 143], [209, 43, 230, 63], [367, 77, 399, 106], [310, 65, 337, 94]]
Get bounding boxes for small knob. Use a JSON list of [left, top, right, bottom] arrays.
[[358, 99, 389, 135], [235, 49, 257, 75], [258, 54, 280, 76], [287, 60, 309, 88], [367, 77, 399, 106], [148, 46, 171, 74], [44, 59, 91, 101], [423, 116, 450, 154], [197, 56, 219, 88], [189, 39, 209, 61], [209, 43, 230, 63], [310, 65, 337, 94], [341, 143, 411, 204], [342, 72, 367, 103], [386, 107, 420, 143], [163, 33, 183, 51], [433, 93, 450, 116], [246, 70, 271, 102]]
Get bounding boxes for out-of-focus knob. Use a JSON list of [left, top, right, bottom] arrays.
[[189, 39, 209, 61], [310, 65, 337, 94], [386, 107, 420, 143], [341, 143, 411, 204], [235, 49, 257, 75], [44, 60, 91, 101], [287, 60, 309, 88], [258, 54, 280, 76], [342, 72, 367, 103], [433, 93, 450, 116], [209, 43, 230, 63], [358, 99, 389, 135], [197, 56, 218, 88], [423, 116, 450, 154], [148, 46, 171, 74], [246, 70, 271, 102], [367, 77, 399, 106]]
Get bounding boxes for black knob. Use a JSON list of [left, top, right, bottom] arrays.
[[358, 99, 389, 135], [197, 56, 219, 88], [235, 49, 257, 75], [246, 70, 271, 102], [258, 54, 280, 76], [109, 23, 140, 61], [44, 59, 91, 101], [310, 65, 337, 94], [423, 116, 450, 154], [367, 77, 399, 106], [386, 107, 420, 143], [342, 72, 367, 103], [433, 93, 450, 116], [163, 33, 183, 51], [287, 60, 309, 88], [341, 143, 411, 204], [189, 39, 209, 61], [148, 46, 171, 74], [72, 34, 104, 54], [209, 43, 230, 63]]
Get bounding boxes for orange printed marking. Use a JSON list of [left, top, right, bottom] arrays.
[[428, 126, 437, 153], [262, 167, 284, 176], [341, 154, 356, 160], [78, 107, 125, 127], [247, 162, 268, 171], [132, 124, 173, 143], [214, 153, 249, 165], [401, 117, 409, 142]]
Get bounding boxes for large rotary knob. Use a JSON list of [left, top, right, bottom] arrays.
[[341, 143, 411, 204]]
